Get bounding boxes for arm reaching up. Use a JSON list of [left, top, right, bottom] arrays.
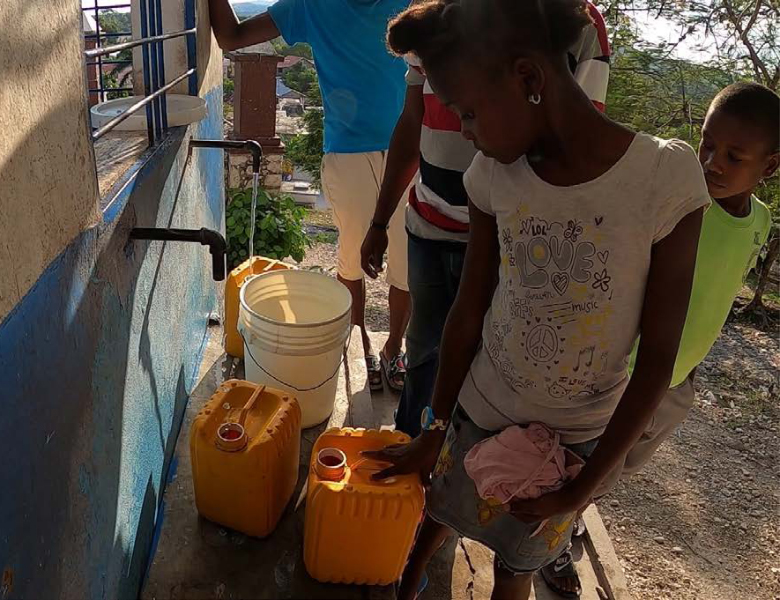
[[209, 0, 280, 51]]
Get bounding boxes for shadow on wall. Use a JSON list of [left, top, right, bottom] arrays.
[[0, 104, 213, 599], [0, 0, 72, 82]]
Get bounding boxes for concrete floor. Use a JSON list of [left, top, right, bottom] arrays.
[[142, 330, 615, 600]]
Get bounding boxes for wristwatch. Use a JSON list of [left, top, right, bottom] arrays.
[[420, 406, 449, 432], [370, 219, 389, 231]]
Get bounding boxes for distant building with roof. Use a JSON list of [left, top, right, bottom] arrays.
[[276, 78, 306, 101], [277, 55, 314, 74]]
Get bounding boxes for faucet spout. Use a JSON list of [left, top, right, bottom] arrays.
[[190, 139, 263, 173], [130, 227, 227, 281]]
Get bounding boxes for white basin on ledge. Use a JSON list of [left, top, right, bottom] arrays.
[[90, 94, 207, 131]]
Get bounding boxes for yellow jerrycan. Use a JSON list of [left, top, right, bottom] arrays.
[[224, 256, 293, 358], [190, 380, 301, 537], [303, 428, 425, 585]]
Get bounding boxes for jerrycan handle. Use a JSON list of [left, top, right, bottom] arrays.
[[237, 385, 266, 427], [348, 457, 393, 476]]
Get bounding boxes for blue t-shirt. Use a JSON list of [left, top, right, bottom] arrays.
[[268, 0, 408, 154]]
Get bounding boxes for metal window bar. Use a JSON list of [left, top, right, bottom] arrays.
[[82, 0, 197, 146], [138, 0, 157, 142], [149, 0, 162, 139], [82, 2, 133, 104], [84, 28, 197, 58], [155, 0, 169, 131], [85, 31, 133, 38]]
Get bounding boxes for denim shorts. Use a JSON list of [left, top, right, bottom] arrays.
[[427, 405, 598, 574]]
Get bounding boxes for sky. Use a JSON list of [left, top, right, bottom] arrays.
[[631, 11, 714, 62]]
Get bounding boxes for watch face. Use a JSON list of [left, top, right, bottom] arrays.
[[420, 406, 431, 429]]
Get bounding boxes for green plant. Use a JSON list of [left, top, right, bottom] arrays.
[[284, 106, 324, 187], [103, 72, 131, 100], [223, 76, 234, 99], [225, 188, 310, 269], [312, 231, 338, 245], [282, 61, 317, 95]]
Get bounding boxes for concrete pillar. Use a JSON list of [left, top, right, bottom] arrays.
[[226, 49, 284, 192]]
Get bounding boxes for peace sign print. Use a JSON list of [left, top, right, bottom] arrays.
[[526, 324, 559, 363]]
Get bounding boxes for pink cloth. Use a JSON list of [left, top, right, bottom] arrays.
[[463, 423, 584, 504]]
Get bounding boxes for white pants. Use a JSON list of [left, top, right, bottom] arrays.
[[320, 151, 409, 291], [595, 373, 696, 497]]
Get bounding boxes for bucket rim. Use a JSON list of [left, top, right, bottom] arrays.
[[239, 270, 352, 329]]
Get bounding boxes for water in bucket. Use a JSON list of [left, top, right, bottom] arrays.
[[224, 257, 292, 358], [238, 270, 352, 428]]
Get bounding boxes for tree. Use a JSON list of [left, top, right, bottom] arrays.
[[284, 87, 324, 187], [282, 61, 318, 95], [606, 0, 780, 313], [98, 10, 131, 35], [306, 82, 323, 107], [271, 39, 314, 60], [621, 0, 779, 89], [95, 10, 133, 98], [607, 35, 732, 145]]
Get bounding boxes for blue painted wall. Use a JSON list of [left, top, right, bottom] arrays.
[[0, 86, 224, 600]]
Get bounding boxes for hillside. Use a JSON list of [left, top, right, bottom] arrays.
[[232, 0, 275, 19]]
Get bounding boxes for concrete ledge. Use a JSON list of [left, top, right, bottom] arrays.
[[344, 325, 376, 429], [143, 329, 631, 600], [582, 505, 634, 600]]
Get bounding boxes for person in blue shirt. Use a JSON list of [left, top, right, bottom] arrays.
[[210, 0, 412, 391]]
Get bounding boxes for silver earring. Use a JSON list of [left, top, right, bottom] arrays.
[[529, 93, 541, 105]]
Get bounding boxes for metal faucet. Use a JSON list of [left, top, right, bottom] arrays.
[[130, 227, 227, 281], [128, 139, 263, 281], [189, 139, 263, 174]]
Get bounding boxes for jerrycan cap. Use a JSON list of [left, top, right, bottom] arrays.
[[216, 422, 248, 452], [316, 448, 347, 481]]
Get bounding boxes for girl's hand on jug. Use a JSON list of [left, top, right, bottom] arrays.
[[362, 430, 446, 482]]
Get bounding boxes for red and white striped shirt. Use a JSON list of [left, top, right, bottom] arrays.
[[405, 1, 611, 242]]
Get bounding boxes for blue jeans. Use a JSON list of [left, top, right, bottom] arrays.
[[395, 233, 466, 437]]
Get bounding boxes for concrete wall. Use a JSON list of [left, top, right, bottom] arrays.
[[0, 1, 223, 598], [0, 0, 101, 321]]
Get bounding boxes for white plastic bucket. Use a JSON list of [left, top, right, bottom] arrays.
[[238, 270, 352, 428]]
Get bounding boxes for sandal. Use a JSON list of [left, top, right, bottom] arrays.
[[541, 545, 581, 598], [366, 355, 383, 391], [381, 351, 407, 392], [394, 570, 428, 600], [573, 515, 586, 538]]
